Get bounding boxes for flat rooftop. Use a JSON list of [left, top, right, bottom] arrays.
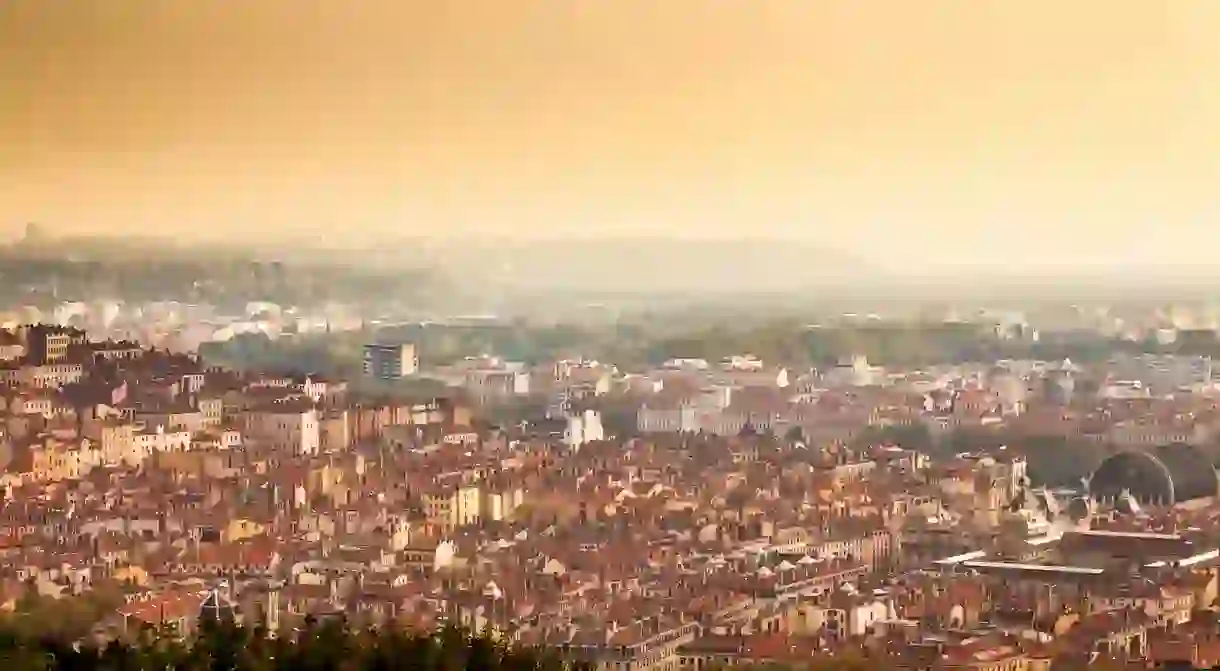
[[960, 560, 1105, 576], [1073, 530, 1181, 541]]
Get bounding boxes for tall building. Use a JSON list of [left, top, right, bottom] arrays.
[[362, 343, 418, 381], [565, 409, 605, 451], [547, 361, 572, 419], [19, 324, 84, 364]]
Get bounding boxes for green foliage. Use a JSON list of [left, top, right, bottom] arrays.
[[200, 333, 362, 378], [201, 316, 1180, 387], [0, 620, 585, 671], [1009, 435, 1111, 488], [1, 583, 126, 643], [850, 424, 932, 452], [929, 428, 1111, 488]]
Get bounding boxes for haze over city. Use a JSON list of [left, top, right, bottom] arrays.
[[13, 3, 1220, 666], [5, 1, 1220, 275]]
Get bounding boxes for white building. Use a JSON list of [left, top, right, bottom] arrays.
[[821, 356, 881, 387], [0, 363, 85, 389], [363, 343, 419, 380], [565, 409, 605, 450], [133, 425, 192, 464], [637, 403, 699, 434], [464, 369, 530, 403]]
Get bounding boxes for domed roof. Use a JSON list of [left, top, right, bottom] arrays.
[[198, 582, 240, 623], [1089, 443, 1219, 505]]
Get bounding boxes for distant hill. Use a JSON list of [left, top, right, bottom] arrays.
[[424, 237, 879, 295], [0, 237, 439, 308], [4, 230, 878, 299]]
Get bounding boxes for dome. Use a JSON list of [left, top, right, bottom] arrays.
[[1089, 443, 1219, 505], [198, 582, 240, 624]]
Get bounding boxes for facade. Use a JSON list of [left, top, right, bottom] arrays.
[[1110, 353, 1214, 394], [243, 403, 321, 456], [19, 324, 81, 364], [464, 369, 530, 405], [565, 409, 605, 450], [0, 362, 85, 389], [135, 425, 192, 460], [362, 343, 418, 380], [86, 421, 136, 467], [424, 485, 482, 530]]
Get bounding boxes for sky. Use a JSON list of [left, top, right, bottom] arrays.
[[3, 1, 1220, 272]]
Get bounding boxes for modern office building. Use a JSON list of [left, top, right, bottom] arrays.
[[362, 343, 418, 380]]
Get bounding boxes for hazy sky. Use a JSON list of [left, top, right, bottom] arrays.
[[4, 1, 1220, 271]]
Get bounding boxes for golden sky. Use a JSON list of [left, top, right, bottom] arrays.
[[3, 1, 1220, 270]]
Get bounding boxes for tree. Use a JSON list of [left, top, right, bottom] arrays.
[[0, 620, 594, 671]]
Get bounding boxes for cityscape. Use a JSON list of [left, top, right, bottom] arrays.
[[8, 1, 1220, 670], [0, 273, 1214, 667]]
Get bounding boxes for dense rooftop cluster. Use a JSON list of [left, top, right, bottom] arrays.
[[2, 325, 1220, 669]]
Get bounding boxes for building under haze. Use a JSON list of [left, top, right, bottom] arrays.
[[363, 343, 418, 381]]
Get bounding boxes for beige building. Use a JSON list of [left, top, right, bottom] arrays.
[[0, 363, 85, 389], [319, 410, 351, 453], [198, 396, 224, 427], [425, 484, 483, 530], [83, 419, 136, 467], [483, 487, 524, 522], [243, 401, 320, 456]]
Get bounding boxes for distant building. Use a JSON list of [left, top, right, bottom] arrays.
[[243, 401, 320, 456], [362, 343, 418, 380], [565, 409, 605, 451], [19, 324, 84, 364], [1110, 353, 1213, 394]]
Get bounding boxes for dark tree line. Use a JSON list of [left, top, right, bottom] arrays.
[[202, 313, 1215, 383], [0, 620, 585, 671]]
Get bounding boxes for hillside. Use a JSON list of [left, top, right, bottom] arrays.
[[428, 237, 878, 295]]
